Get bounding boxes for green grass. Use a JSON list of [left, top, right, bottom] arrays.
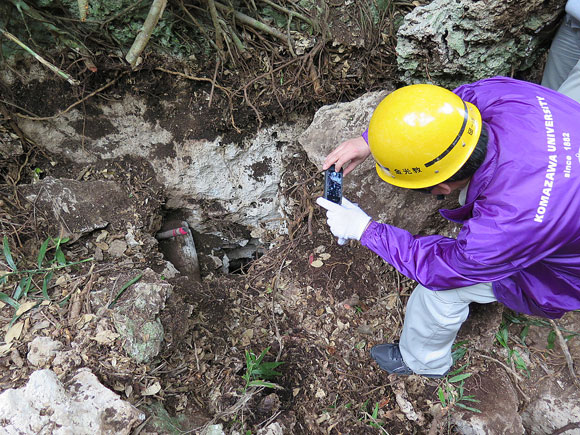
[[0, 235, 92, 324], [436, 341, 481, 414], [241, 346, 284, 392]]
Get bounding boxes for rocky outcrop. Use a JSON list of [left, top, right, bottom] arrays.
[[0, 369, 144, 434], [14, 92, 308, 243], [397, 0, 567, 88]]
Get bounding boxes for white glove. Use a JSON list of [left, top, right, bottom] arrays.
[[316, 197, 372, 245]]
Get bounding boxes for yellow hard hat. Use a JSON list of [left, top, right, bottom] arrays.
[[368, 84, 482, 189]]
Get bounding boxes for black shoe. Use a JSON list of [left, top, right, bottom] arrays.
[[370, 343, 446, 378]]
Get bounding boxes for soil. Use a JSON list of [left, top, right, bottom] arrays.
[[1, 2, 580, 434]]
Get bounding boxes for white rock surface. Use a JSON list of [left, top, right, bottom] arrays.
[[521, 388, 580, 434], [27, 336, 63, 367], [15, 94, 309, 240], [0, 369, 144, 434]]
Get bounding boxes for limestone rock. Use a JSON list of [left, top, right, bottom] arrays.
[[19, 177, 131, 238], [298, 91, 462, 235], [108, 239, 128, 257], [0, 130, 23, 158], [111, 268, 171, 363], [298, 90, 390, 170], [521, 383, 580, 434], [15, 93, 310, 240], [0, 369, 144, 434], [27, 336, 63, 367], [396, 0, 567, 88], [257, 422, 285, 435]]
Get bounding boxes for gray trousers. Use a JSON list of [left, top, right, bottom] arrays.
[[399, 282, 496, 376], [542, 14, 580, 103]]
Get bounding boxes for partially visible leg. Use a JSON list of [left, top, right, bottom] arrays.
[[556, 56, 580, 102], [542, 15, 580, 102], [398, 283, 496, 376]]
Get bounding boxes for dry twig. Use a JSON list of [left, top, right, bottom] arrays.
[[0, 28, 79, 86]]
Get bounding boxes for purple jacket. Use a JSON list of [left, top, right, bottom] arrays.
[[361, 77, 580, 318]]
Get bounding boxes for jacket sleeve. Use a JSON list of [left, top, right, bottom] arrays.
[[359, 220, 523, 290]]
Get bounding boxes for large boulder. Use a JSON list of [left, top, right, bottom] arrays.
[[397, 0, 567, 88], [521, 379, 580, 433]]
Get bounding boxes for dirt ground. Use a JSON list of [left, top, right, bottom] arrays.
[[3, 102, 580, 434], [1, 2, 580, 434]]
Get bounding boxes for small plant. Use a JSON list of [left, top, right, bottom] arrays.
[[502, 312, 579, 350], [0, 236, 92, 321], [495, 321, 530, 377], [241, 347, 284, 392], [437, 371, 481, 414], [359, 400, 386, 430], [437, 342, 481, 414]]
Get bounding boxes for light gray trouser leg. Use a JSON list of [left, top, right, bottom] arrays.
[[542, 15, 580, 103], [399, 282, 496, 376]]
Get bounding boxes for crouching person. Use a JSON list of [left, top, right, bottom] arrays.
[[317, 77, 580, 377]]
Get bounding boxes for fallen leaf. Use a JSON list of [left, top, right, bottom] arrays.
[[96, 230, 108, 242], [31, 320, 51, 331], [96, 242, 109, 251], [240, 329, 254, 347], [310, 260, 323, 268], [0, 343, 12, 356], [5, 321, 24, 344], [379, 397, 390, 409], [320, 253, 331, 260], [142, 381, 161, 396], [55, 275, 69, 286], [76, 314, 96, 329], [91, 330, 120, 345], [314, 245, 326, 254], [15, 300, 37, 317]]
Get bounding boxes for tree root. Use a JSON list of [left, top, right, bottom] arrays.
[[214, 1, 292, 48], [206, 0, 225, 53], [549, 319, 580, 388], [126, 0, 168, 68]]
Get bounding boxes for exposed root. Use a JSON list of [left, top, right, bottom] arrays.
[[549, 319, 580, 388]]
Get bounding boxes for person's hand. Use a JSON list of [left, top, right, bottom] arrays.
[[316, 197, 372, 245], [323, 136, 372, 176]]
